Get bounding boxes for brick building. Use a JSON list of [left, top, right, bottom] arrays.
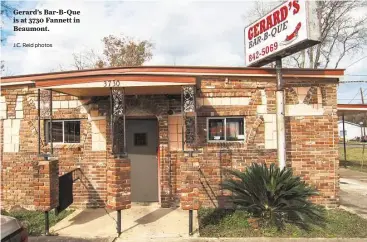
[[0, 66, 343, 211]]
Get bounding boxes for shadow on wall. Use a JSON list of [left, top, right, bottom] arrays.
[[75, 169, 105, 208]]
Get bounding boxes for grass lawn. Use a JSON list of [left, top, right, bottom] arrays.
[[1, 209, 73, 236], [339, 146, 367, 172], [199, 208, 367, 238]]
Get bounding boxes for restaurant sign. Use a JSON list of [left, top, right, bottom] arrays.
[[244, 0, 321, 67]]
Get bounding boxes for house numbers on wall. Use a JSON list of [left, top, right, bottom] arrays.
[[104, 80, 121, 87]]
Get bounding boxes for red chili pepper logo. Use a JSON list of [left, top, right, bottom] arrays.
[[285, 22, 302, 41]]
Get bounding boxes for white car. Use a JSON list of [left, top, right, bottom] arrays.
[[1, 215, 28, 242]]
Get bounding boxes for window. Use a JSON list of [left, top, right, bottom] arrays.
[[45, 120, 80, 143], [168, 115, 183, 151], [134, 133, 147, 146], [208, 117, 245, 142]]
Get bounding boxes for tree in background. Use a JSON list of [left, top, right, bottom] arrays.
[[72, 34, 154, 69], [245, 0, 367, 69], [72, 49, 102, 70]]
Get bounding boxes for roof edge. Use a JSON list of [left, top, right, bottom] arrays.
[[1, 65, 345, 80]]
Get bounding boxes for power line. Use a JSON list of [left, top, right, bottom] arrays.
[[348, 89, 361, 104], [345, 55, 367, 69], [340, 80, 367, 83], [347, 88, 367, 104]]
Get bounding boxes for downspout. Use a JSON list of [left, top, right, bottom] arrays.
[[276, 58, 286, 169]]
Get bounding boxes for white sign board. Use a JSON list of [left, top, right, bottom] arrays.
[[244, 0, 321, 67]]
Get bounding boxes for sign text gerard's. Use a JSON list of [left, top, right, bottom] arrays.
[[244, 0, 321, 67]]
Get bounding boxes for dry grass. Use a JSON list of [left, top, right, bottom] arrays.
[[339, 146, 367, 172]]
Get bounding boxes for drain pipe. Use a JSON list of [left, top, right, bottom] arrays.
[[276, 58, 286, 169]]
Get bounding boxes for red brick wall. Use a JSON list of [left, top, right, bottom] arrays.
[[171, 78, 339, 208]]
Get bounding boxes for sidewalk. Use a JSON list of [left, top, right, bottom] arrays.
[[339, 168, 367, 219], [49, 204, 198, 240]]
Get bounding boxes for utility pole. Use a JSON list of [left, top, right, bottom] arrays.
[[360, 88, 364, 104]]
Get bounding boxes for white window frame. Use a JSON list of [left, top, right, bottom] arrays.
[[45, 119, 81, 144], [207, 117, 246, 143]]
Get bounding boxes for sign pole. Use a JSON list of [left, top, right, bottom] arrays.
[[276, 57, 286, 169]]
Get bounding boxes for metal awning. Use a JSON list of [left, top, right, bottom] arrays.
[[337, 104, 367, 115], [337, 104, 367, 164], [34, 75, 196, 96]]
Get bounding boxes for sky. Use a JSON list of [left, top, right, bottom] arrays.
[[1, 0, 367, 104]]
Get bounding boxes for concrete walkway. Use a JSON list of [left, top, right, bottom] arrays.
[[29, 236, 109, 242], [339, 168, 367, 219], [50, 203, 198, 240], [46, 170, 367, 241]]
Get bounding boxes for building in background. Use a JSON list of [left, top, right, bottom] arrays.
[[338, 120, 367, 141]]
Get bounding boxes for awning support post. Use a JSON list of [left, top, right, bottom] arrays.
[[110, 87, 127, 156], [276, 58, 286, 170], [44, 211, 49, 236], [342, 113, 347, 166], [50, 89, 53, 155], [117, 210, 121, 235], [189, 209, 193, 236], [181, 85, 197, 152], [38, 89, 41, 155], [38, 89, 53, 157]]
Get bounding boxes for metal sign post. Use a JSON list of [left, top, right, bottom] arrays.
[[275, 58, 286, 169]]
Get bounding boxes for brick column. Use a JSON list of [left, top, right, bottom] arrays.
[[106, 158, 131, 210], [33, 157, 59, 211], [179, 154, 201, 210]]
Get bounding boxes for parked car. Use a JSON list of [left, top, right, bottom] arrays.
[[1, 215, 28, 242]]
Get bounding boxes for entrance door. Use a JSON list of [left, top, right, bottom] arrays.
[[127, 119, 159, 202]]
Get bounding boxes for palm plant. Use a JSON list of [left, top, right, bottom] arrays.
[[222, 163, 325, 230]]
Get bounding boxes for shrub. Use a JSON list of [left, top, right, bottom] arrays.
[[222, 163, 325, 230]]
